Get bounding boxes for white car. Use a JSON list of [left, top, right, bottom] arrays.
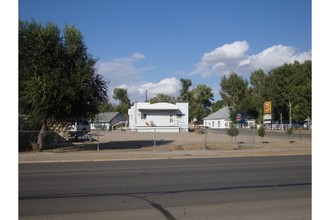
[[68, 120, 91, 137]]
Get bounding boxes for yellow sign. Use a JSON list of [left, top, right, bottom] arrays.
[[264, 101, 272, 114]]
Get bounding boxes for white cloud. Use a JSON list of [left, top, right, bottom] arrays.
[[96, 53, 158, 102], [96, 53, 181, 103], [202, 41, 249, 63], [132, 52, 145, 60], [189, 41, 311, 77], [96, 53, 152, 86], [245, 45, 294, 70], [119, 77, 181, 102]]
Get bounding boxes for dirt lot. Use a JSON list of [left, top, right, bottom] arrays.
[[19, 129, 311, 163], [92, 129, 311, 150]]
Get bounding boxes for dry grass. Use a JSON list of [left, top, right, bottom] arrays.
[[20, 130, 311, 162], [87, 130, 311, 152]]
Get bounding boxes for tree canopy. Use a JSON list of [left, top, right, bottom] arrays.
[[177, 78, 192, 102], [246, 69, 268, 124], [220, 72, 248, 113], [189, 84, 214, 123], [218, 61, 311, 126], [19, 20, 108, 150], [267, 61, 311, 123], [149, 93, 176, 104], [112, 88, 131, 118], [219, 72, 248, 121]]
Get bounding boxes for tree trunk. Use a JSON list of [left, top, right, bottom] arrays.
[[35, 121, 46, 151]]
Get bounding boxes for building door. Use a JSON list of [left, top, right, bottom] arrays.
[[169, 115, 174, 126]]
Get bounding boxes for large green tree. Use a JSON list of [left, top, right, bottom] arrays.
[[19, 20, 108, 150], [290, 60, 312, 121], [219, 72, 249, 120], [267, 61, 311, 126], [212, 100, 225, 112], [189, 84, 214, 123], [177, 78, 192, 102], [247, 69, 268, 124], [112, 88, 131, 118], [149, 93, 176, 104]]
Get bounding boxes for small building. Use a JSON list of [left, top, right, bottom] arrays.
[[128, 102, 189, 132], [204, 107, 256, 129], [91, 112, 128, 131], [203, 107, 231, 129]]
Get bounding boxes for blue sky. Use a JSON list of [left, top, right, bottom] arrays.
[[19, 0, 311, 102]]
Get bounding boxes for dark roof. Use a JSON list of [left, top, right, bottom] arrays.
[[203, 107, 230, 120], [94, 112, 126, 122]]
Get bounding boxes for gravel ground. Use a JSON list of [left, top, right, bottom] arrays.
[[19, 129, 311, 163]]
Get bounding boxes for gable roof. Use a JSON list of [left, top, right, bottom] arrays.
[[94, 112, 126, 122], [203, 107, 230, 120]]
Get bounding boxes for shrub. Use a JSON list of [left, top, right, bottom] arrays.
[[258, 126, 265, 142], [227, 123, 239, 142], [286, 128, 293, 136]]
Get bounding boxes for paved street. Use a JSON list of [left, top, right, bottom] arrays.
[[19, 155, 311, 219]]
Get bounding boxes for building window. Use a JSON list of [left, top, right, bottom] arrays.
[[169, 115, 174, 123], [218, 121, 220, 127], [141, 114, 147, 119], [212, 121, 214, 127]]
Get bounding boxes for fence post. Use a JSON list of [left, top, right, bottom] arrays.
[[253, 125, 256, 147], [204, 129, 208, 149], [97, 130, 100, 151], [153, 128, 156, 150]]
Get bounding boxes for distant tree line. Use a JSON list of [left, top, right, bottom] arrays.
[[106, 60, 311, 127], [220, 60, 311, 127]]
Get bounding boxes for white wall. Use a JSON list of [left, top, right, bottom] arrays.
[[204, 119, 231, 129], [128, 102, 188, 132]]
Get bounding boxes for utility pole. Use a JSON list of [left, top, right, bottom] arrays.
[[288, 99, 292, 129], [204, 128, 208, 149], [145, 90, 148, 102], [253, 123, 256, 147]]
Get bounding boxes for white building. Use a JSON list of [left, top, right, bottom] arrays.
[[203, 107, 231, 129], [128, 102, 189, 132]]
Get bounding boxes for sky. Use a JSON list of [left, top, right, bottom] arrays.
[[18, 0, 311, 102]]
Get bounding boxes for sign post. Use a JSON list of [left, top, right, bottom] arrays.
[[236, 113, 241, 122], [263, 101, 272, 114], [263, 101, 272, 125]]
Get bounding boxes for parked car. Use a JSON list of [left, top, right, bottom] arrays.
[[67, 120, 91, 138]]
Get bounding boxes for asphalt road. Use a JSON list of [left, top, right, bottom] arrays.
[[19, 156, 311, 220]]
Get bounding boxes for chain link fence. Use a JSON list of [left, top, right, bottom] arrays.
[[19, 127, 311, 152], [18, 130, 100, 152]]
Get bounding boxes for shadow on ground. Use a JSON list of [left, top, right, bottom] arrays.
[[42, 139, 174, 152]]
